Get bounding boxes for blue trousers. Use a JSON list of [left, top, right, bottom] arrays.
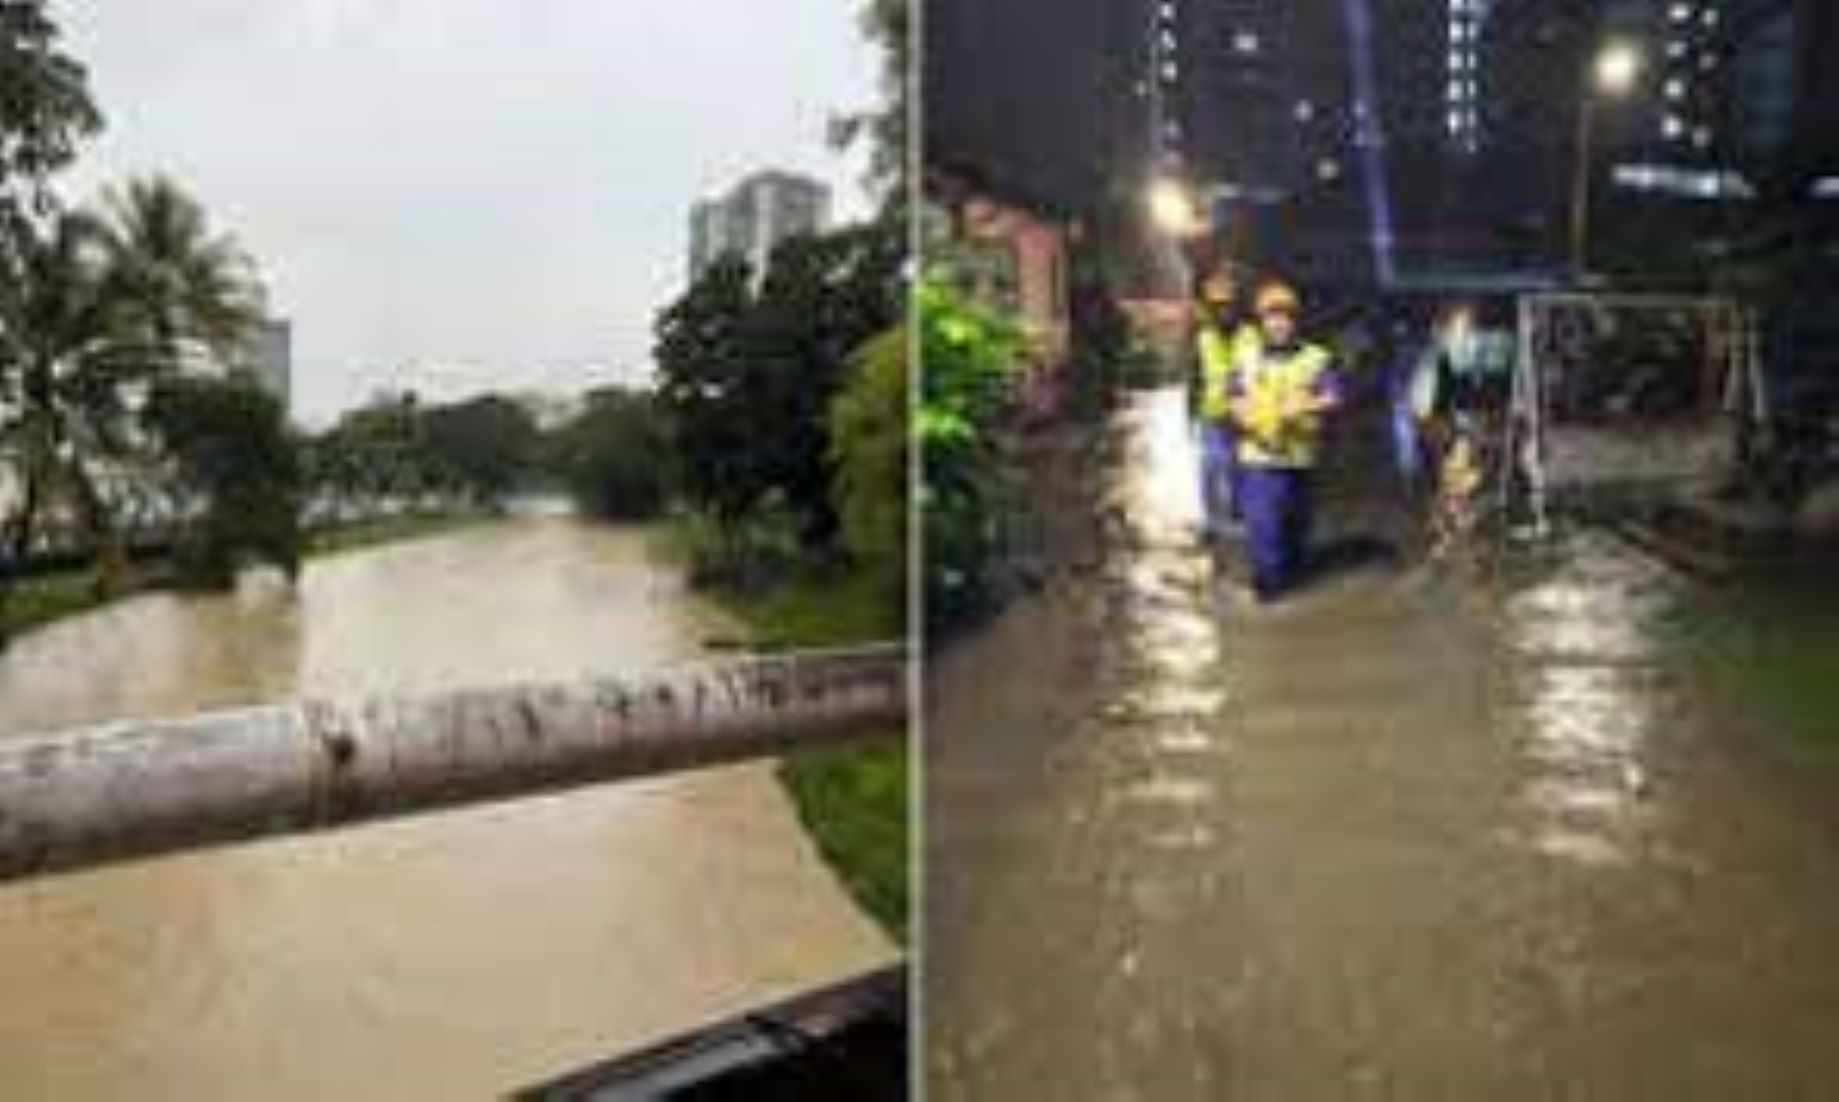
[[1239, 465, 1314, 599], [1199, 422, 1240, 535]]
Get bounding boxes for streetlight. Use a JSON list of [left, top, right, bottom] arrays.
[[1145, 174, 1205, 240], [1570, 40, 1643, 278]]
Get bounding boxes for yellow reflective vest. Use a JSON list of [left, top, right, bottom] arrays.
[[1197, 322, 1260, 422], [1233, 341, 1334, 468]]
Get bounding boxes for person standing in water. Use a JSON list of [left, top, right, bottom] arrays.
[[1192, 265, 1260, 547], [1226, 281, 1346, 602]]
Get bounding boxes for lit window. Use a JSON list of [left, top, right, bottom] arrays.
[[1669, 3, 1693, 23], [1665, 78, 1685, 99], [1663, 115, 1685, 139], [1232, 30, 1260, 54]]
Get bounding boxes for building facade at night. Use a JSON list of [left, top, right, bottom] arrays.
[[928, 0, 1831, 294], [1152, 0, 1372, 283]]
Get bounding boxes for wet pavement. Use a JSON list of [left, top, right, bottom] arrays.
[[927, 388, 1839, 1099], [0, 517, 891, 1100]]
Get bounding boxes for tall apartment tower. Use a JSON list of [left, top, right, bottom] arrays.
[[1157, 0, 1369, 282], [687, 170, 831, 282]]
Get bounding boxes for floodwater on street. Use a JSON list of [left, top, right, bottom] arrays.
[[0, 516, 891, 1100], [927, 387, 1839, 1099]]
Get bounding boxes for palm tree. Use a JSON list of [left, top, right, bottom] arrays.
[[0, 177, 264, 599], [99, 176, 264, 373], [0, 209, 130, 568], [0, 0, 103, 214]]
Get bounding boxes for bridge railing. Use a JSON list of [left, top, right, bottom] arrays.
[[0, 645, 908, 882]]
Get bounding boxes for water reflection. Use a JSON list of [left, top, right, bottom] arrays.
[[1502, 532, 1679, 867]]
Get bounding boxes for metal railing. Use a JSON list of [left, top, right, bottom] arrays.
[[0, 645, 907, 882]]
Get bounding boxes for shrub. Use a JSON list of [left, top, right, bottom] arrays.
[[830, 325, 909, 609], [918, 274, 1024, 627], [143, 375, 302, 587]]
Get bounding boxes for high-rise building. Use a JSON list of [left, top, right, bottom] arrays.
[[687, 170, 831, 282], [1157, 0, 1371, 282]]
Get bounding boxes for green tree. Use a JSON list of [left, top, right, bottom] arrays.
[[657, 226, 901, 553], [830, 325, 907, 606], [421, 394, 539, 509], [98, 176, 264, 370], [728, 226, 902, 546], [313, 391, 434, 511], [143, 375, 301, 586], [0, 210, 134, 565], [655, 255, 759, 526], [548, 387, 669, 521], [919, 273, 1024, 626], [0, 0, 101, 225], [0, 178, 265, 572]]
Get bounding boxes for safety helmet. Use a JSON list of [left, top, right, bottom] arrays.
[[1254, 281, 1301, 317], [1200, 271, 1236, 306]]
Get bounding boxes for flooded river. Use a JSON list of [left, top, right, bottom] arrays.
[[928, 388, 1839, 1099], [0, 516, 891, 1100]]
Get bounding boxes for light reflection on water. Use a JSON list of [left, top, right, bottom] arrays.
[[1093, 391, 1233, 882], [1109, 389, 1206, 549], [1501, 531, 1680, 867]]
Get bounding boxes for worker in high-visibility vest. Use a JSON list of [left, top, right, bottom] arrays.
[[1193, 267, 1260, 543], [1226, 281, 1346, 601]]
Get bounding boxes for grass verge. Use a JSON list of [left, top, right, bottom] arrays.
[[714, 567, 909, 943], [1, 567, 136, 639], [1669, 583, 1839, 746]]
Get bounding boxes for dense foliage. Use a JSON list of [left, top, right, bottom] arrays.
[[143, 375, 301, 585], [547, 386, 669, 521], [655, 221, 903, 568], [918, 273, 1024, 626], [420, 395, 540, 509], [830, 324, 908, 602]]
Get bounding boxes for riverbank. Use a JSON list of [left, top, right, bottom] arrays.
[[1, 511, 492, 642], [716, 569, 909, 942]]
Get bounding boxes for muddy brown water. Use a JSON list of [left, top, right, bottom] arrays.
[[0, 516, 891, 1100], [927, 388, 1839, 1099]]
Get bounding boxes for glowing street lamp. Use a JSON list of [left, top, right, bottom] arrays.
[[1145, 175, 1205, 239], [1593, 41, 1642, 95], [1571, 40, 1643, 277]]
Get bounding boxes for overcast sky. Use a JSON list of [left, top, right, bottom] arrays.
[[56, 0, 878, 425]]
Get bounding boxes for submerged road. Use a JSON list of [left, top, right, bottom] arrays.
[[927, 388, 1839, 1099]]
